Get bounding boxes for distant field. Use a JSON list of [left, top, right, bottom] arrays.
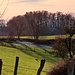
[[0, 42, 61, 75], [22, 35, 75, 40], [0, 34, 75, 40], [14, 35, 59, 40], [15, 35, 75, 40]]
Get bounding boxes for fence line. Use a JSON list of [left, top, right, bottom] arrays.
[[3, 64, 46, 73], [1, 57, 75, 75], [0, 57, 46, 75]]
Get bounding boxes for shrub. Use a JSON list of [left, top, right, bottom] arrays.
[[53, 38, 68, 58], [46, 60, 68, 75]]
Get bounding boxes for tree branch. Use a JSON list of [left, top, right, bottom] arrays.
[[0, 0, 9, 18]]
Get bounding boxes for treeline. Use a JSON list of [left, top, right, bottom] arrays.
[[7, 11, 75, 40]]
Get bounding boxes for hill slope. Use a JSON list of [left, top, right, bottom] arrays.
[[0, 43, 61, 75]]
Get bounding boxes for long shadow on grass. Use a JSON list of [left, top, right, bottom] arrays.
[[14, 42, 58, 63], [34, 44, 54, 54], [0, 41, 59, 63]]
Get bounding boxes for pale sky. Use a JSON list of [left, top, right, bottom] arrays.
[[0, 0, 75, 21]]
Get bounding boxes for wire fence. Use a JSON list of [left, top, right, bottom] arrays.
[[2, 64, 46, 75], [0, 57, 46, 75]]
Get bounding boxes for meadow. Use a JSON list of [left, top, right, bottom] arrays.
[[0, 34, 75, 40], [0, 41, 61, 75]]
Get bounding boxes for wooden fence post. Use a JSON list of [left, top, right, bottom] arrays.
[[14, 57, 19, 75], [67, 60, 75, 75], [74, 63, 75, 75], [0, 59, 2, 75], [37, 59, 45, 75]]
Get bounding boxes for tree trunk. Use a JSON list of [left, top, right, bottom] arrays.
[[35, 35, 39, 41], [68, 36, 73, 58], [17, 35, 20, 40], [67, 60, 74, 75]]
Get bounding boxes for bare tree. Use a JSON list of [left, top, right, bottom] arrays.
[[0, 0, 9, 18], [25, 11, 49, 41], [7, 15, 27, 39], [53, 14, 75, 58], [0, 0, 9, 37]]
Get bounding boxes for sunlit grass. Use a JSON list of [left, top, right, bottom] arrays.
[[0, 34, 75, 40], [0, 42, 61, 75]]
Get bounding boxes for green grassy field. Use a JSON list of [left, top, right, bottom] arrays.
[[0, 34, 75, 40], [0, 42, 61, 75], [20, 35, 59, 40]]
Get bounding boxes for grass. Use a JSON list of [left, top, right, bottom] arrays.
[[0, 35, 63, 40], [13, 34, 75, 40], [0, 42, 61, 75], [0, 34, 75, 40]]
